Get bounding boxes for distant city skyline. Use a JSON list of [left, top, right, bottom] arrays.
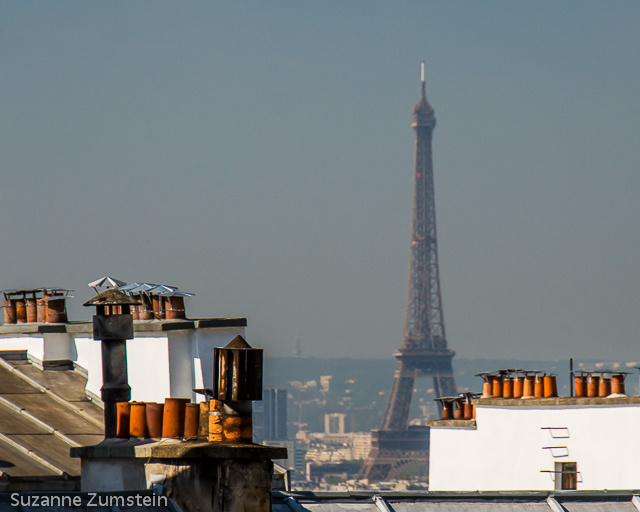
[[1, 2, 639, 360]]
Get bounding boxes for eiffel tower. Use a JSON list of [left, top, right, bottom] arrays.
[[360, 62, 457, 482]]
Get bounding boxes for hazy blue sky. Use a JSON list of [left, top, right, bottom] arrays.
[[1, 2, 639, 360]]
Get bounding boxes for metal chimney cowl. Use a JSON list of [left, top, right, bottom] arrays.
[[213, 335, 263, 402], [85, 289, 142, 340]]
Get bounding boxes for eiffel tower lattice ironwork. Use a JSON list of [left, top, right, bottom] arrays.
[[360, 62, 457, 482]]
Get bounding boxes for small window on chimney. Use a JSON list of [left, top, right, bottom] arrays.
[[556, 462, 578, 490]]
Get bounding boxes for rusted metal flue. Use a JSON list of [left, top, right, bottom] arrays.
[[129, 402, 147, 438], [3, 298, 16, 324], [152, 295, 165, 320], [441, 401, 454, 419], [164, 296, 184, 319], [534, 374, 544, 398], [116, 402, 131, 439], [214, 335, 263, 402], [599, 377, 611, 397], [503, 376, 513, 398], [184, 403, 200, 438], [475, 372, 493, 398], [543, 375, 558, 398], [161, 290, 193, 319], [587, 375, 600, 397], [513, 374, 524, 398], [492, 375, 503, 397], [146, 403, 164, 438], [162, 398, 189, 438], [612, 373, 626, 395], [36, 296, 46, 322], [25, 296, 37, 323], [15, 298, 26, 323]]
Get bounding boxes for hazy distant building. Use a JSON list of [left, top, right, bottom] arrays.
[[296, 430, 372, 464], [264, 439, 307, 480], [324, 413, 346, 434], [319, 375, 331, 393], [253, 388, 288, 443]]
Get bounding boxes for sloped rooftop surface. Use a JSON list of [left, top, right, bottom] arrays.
[[0, 351, 103, 478], [273, 491, 640, 512]]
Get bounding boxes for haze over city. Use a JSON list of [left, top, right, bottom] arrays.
[[1, 2, 639, 361]]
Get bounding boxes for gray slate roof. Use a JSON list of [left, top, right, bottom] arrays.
[[273, 491, 640, 512], [0, 351, 104, 480]]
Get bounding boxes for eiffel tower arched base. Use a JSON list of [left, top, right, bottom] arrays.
[[359, 428, 430, 482]]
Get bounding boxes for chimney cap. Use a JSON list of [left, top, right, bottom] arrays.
[[88, 276, 127, 291], [224, 334, 253, 349], [2, 287, 72, 294], [589, 369, 631, 376], [83, 289, 142, 307], [2, 288, 73, 299], [120, 283, 159, 294], [433, 396, 460, 404], [146, 284, 179, 294], [158, 290, 194, 297]]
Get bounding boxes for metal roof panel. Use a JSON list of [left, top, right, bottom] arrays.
[[2, 394, 103, 435], [14, 364, 93, 402], [391, 503, 551, 512], [0, 440, 59, 477], [303, 505, 378, 511], [561, 503, 637, 512], [0, 365, 43, 394], [0, 401, 50, 435], [7, 434, 80, 475]]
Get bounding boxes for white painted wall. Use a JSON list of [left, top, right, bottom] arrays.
[[0, 336, 45, 362], [43, 333, 75, 361], [167, 330, 195, 399], [74, 335, 103, 399], [428, 404, 640, 491], [0, 324, 246, 405], [0, 333, 74, 365], [126, 335, 171, 403], [195, 327, 246, 391]]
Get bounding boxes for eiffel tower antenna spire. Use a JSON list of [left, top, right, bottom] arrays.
[[421, 60, 426, 98]]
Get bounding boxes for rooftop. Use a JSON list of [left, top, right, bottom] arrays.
[[474, 396, 640, 406], [0, 351, 103, 484], [274, 490, 640, 511], [0, 317, 247, 335]]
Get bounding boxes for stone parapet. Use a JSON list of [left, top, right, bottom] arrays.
[[424, 419, 476, 428], [70, 438, 287, 460], [473, 396, 640, 407], [0, 317, 247, 335], [72, 439, 286, 512]]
